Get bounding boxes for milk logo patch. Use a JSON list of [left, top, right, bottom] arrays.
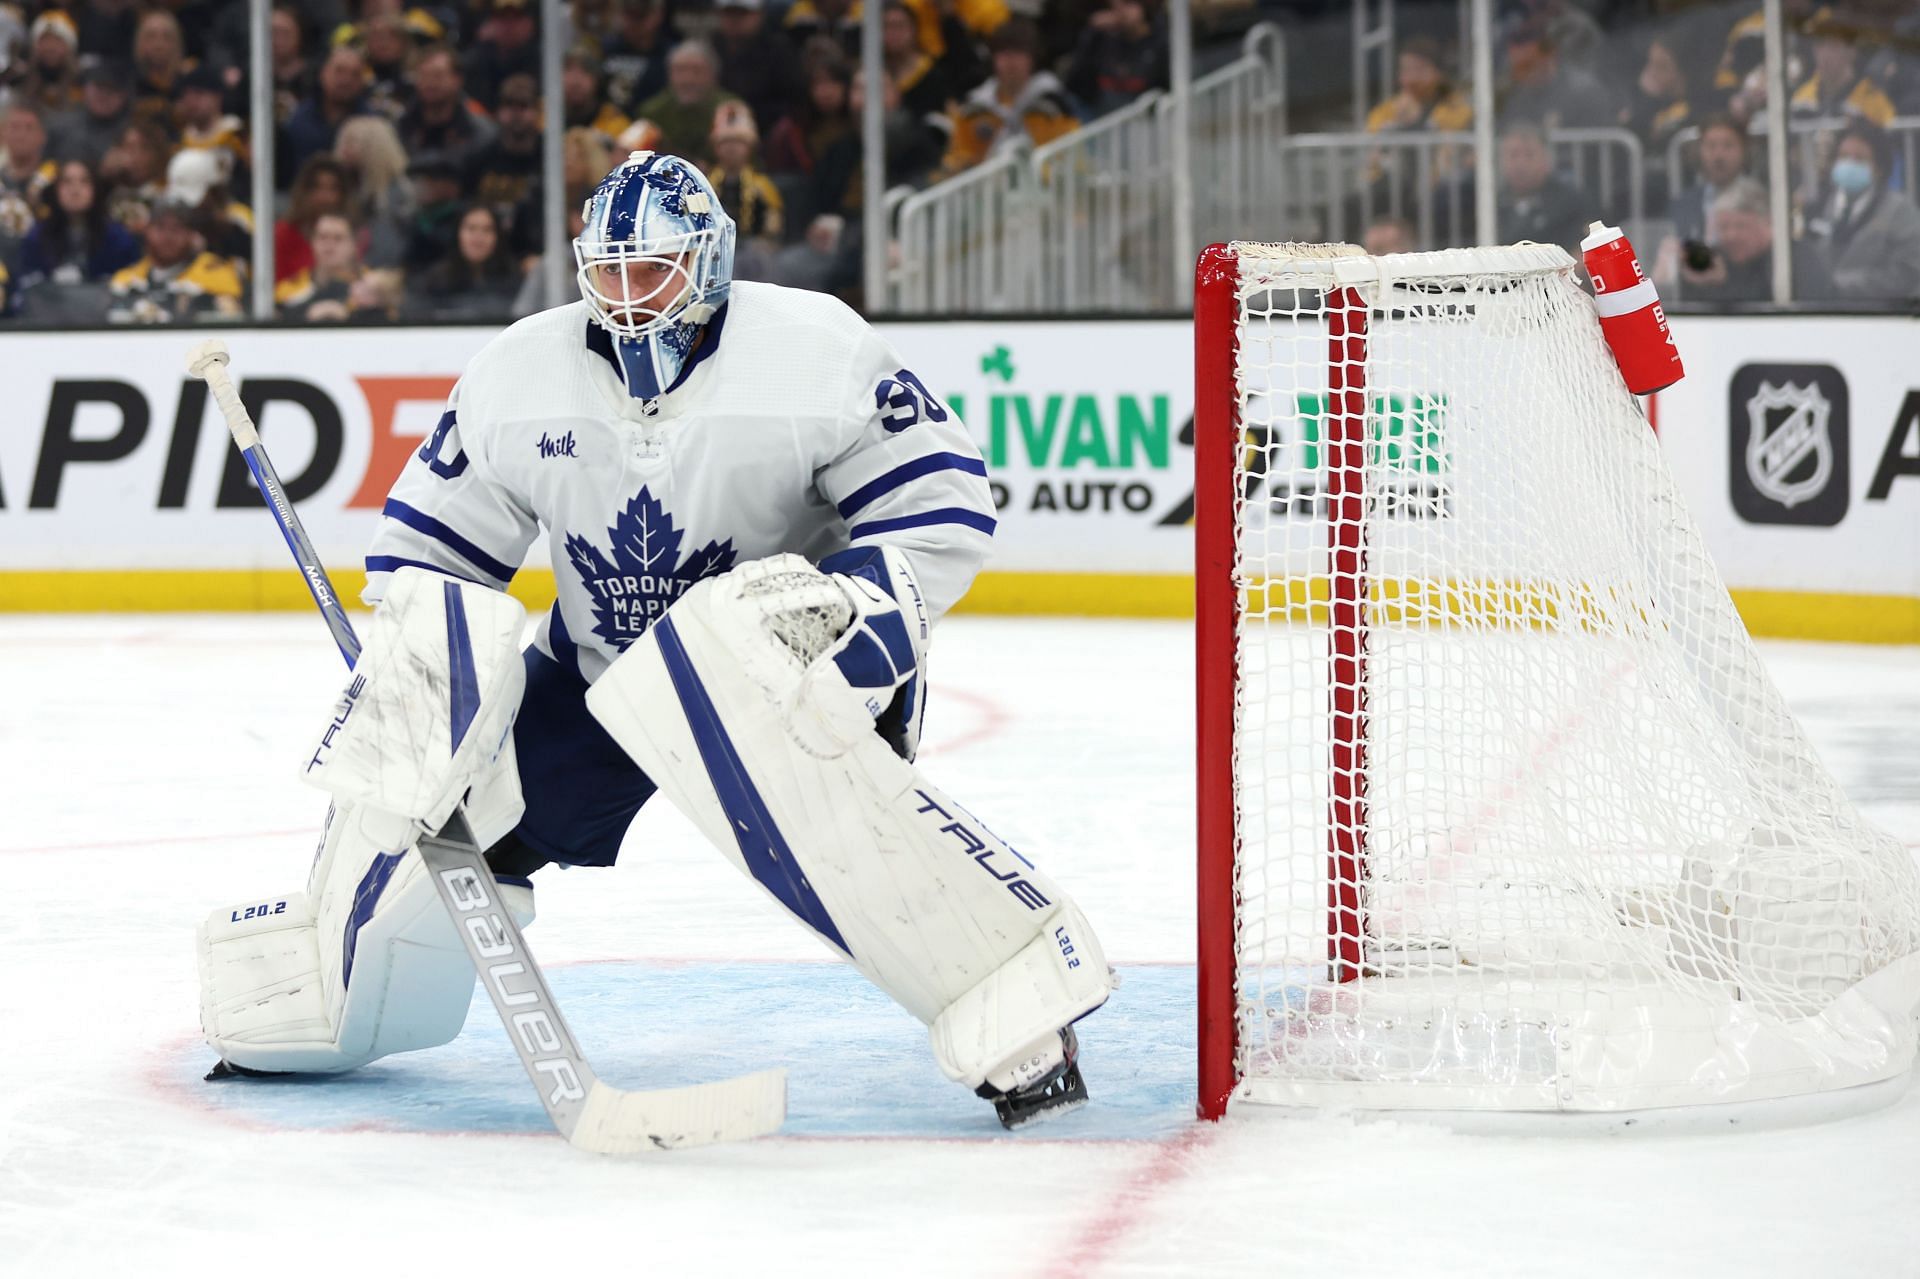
[[1729, 363, 1849, 527]]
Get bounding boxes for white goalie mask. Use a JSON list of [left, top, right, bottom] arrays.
[[574, 151, 737, 400]]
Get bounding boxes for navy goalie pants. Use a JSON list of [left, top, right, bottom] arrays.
[[485, 646, 657, 877]]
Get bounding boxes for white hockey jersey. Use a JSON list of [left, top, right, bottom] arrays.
[[365, 284, 995, 683]]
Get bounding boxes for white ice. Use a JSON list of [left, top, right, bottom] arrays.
[[3, 614, 1918, 1277]]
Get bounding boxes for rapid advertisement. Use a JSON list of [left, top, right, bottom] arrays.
[[0, 314, 1914, 640]]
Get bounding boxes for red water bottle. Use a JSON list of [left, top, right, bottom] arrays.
[[1581, 221, 1684, 394]]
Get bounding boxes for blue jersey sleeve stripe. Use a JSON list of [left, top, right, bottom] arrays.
[[381, 499, 519, 582], [835, 453, 990, 520], [365, 555, 484, 585], [847, 507, 998, 540]]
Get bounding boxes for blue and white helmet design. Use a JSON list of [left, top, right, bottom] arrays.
[[574, 151, 737, 399]]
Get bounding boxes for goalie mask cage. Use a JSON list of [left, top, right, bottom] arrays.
[[1193, 240, 1920, 1123]]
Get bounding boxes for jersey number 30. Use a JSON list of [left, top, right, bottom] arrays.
[[875, 369, 947, 433], [419, 409, 471, 480]]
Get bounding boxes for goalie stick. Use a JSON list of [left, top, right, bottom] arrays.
[[186, 337, 786, 1153]]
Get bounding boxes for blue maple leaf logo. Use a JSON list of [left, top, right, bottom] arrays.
[[636, 160, 710, 228], [564, 486, 736, 651]]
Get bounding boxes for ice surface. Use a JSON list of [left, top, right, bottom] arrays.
[[2, 615, 1917, 1276]]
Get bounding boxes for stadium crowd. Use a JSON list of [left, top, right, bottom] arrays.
[[0, 0, 1914, 323], [0, 0, 1173, 323], [1357, 1, 1920, 303]]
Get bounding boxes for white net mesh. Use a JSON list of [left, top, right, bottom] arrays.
[[1222, 241, 1920, 1113]]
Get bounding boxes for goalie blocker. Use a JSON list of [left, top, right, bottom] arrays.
[[586, 553, 1115, 1126]]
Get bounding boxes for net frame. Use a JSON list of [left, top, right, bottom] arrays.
[[1193, 240, 1920, 1124]]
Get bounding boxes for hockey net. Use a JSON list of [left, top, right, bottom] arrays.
[[1194, 241, 1920, 1120]]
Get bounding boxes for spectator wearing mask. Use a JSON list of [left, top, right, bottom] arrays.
[[638, 41, 742, 164], [1500, 20, 1613, 130], [1654, 115, 1747, 288], [97, 117, 171, 233], [335, 114, 415, 269], [276, 154, 350, 283], [0, 103, 57, 269], [406, 202, 523, 320], [47, 59, 132, 169], [562, 47, 631, 141], [129, 10, 191, 127], [464, 0, 540, 111], [600, 0, 677, 118], [1064, 0, 1169, 121], [1801, 122, 1920, 303], [706, 100, 783, 280], [464, 72, 543, 248], [286, 46, 373, 182], [20, 10, 84, 114], [106, 198, 244, 323], [175, 65, 250, 188], [1791, 26, 1895, 127], [881, 1, 953, 123], [1494, 118, 1587, 257], [11, 157, 140, 321], [398, 45, 496, 174], [714, 0, 803, 138], [275, 209, 364, 320], [942, 19, 1076, 175], [1674, 177, 1783, 302], [165, 147, 254, 261]]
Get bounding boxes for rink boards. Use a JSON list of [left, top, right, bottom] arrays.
[[0, 313, 1914, 641]]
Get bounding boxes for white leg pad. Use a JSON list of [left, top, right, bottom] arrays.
[[585, 556, 1115, 1090], [200, 789, 533, 1074]]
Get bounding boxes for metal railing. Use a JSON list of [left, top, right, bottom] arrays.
[[1028, 91, 1175, 310], [1262, 126, 1643, 253], [1184, 23, 1291, 256], [886, 24, 1285, 313], [889, 143, 1036, 313]]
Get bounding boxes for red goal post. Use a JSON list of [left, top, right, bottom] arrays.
[[1193, 240, 1920, 1125]]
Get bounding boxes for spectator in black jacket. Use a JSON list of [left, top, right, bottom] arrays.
[[399, 45, 496, 175], [1495, 118, 1588, 256], [1500, 19, 1613, 130], [714, 0, 804, 137], [464, 0, 541, 111], [1064, 0, 1169, 119], [601, 0, 677, 117], [464, 74, 544, 255]]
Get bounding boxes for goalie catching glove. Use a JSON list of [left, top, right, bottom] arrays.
[[586, 552, 1115, 1127]]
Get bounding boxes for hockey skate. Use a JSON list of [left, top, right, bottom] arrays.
[[975, 1028, 1088, 1130]]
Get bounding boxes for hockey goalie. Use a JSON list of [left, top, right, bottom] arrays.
[[195, 151, 1113, 1130]]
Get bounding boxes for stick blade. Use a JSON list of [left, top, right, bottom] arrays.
[[568, 1068, 787, 1154]]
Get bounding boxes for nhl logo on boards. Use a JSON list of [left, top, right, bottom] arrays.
[[1729, 363, 1850, 526]]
